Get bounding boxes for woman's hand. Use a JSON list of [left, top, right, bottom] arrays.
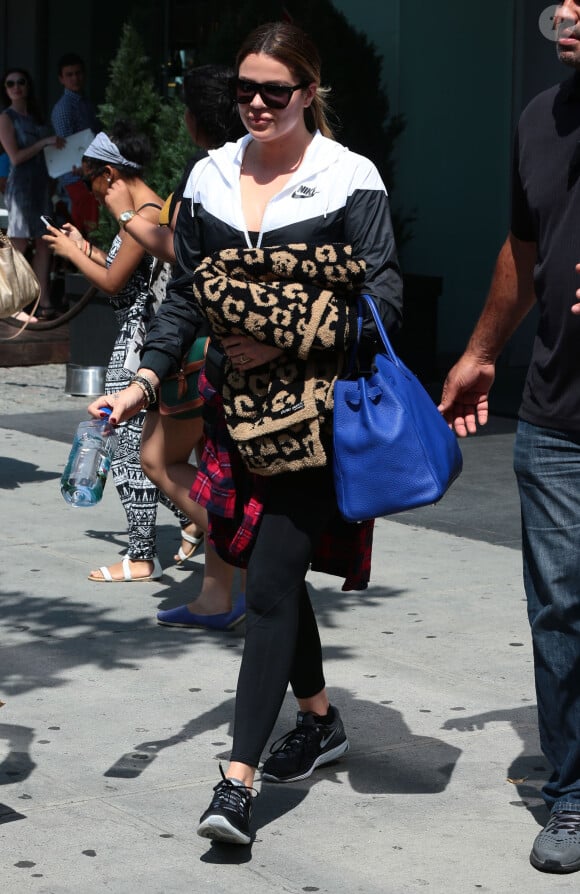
[[87, 394, 116, 420], [42, 223, 79, 260], [88, 384, 150, 426], [221, 334, 284, 370], [105, 180, 134, 219], [60, 222, 84, 250], [44, 135, 66, 150]]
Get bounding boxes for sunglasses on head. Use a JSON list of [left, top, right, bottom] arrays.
[[5, 78, 26, 88], [233, 77, 308, 110]]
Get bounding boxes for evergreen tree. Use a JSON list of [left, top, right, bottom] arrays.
[[93, 22, 192, 247], [98, 23, 160, 133]]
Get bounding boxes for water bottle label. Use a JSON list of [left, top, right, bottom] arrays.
[[97, 453, 111, 483]]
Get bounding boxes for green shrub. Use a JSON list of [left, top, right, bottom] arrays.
[[92, 22, 192, 248]]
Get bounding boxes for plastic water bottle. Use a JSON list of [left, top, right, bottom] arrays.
[[60, 408, 118, 507]]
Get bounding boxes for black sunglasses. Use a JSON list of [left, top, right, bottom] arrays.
[[5, 78, 26, 88], [233, 77, 308, 110], [81, 169, 103, 191]]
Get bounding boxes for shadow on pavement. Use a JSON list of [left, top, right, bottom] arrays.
[[0, 457, 59, 490], [442, 705, 548, 827]]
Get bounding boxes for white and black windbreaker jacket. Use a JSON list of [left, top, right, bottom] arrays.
[[141, 131, 403, 381]]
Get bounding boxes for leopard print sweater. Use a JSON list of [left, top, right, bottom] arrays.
[[192, 243, 366, 475]]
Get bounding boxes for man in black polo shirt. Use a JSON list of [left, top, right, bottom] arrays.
[[440, 1, 580, 875]]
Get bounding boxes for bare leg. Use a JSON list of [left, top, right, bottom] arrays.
[[297, 688, 329, 717], [89, 408, 163, 581], [88, 558, 159, 580], [11, 309, 38, 323], [225, 762, 256, 787], [10, 238, 39, 320], [31, 238, 53, 310], [186, 543, 236, 614], [140, 410, 238, 612], [140, 411, 206, 530], [10, 237, 29, 256]]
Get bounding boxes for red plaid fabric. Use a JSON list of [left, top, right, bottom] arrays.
[[190, 369, 374, 591]]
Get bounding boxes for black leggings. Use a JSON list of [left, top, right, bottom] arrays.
[[230, 464, 337, 767]]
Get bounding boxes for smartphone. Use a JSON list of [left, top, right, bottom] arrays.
[[40, 214, 58, 229]]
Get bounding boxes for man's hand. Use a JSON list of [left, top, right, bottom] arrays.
[[438, 234, 534, 436], [438, 354, 496, 437], [572, 262, 580, 314]]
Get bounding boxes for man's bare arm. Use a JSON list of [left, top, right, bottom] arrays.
[[438, 233, 536, 436]]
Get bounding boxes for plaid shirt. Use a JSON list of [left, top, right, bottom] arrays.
[[190, 370, 374, 591], [50, 90, 98, 186]]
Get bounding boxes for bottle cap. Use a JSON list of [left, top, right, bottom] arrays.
[[100, 406, 113, 418]]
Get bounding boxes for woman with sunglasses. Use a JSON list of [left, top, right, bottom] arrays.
[[0, 68, 64, 319], [96, 22, 402, 843], [43, 119, 201, 583]]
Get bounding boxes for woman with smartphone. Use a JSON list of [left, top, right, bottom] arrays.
[[0, 67, 64, 319], [100, 65, 247, 625], [43, 119, 202, 582]]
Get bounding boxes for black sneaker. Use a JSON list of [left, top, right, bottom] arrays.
[[530, 809, 580, 873], [261, 705, 349, 783], [197, 766, 256, 845]]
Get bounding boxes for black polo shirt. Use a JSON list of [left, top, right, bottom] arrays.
[[512, 72, 580, 431]]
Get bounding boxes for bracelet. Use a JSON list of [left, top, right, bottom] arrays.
[[131, 373, 157, 407], [131, 378, 151, 408]]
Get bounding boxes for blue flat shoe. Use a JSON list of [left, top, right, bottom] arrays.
[[157, 593, 246, 630]]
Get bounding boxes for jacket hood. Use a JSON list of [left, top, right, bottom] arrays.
[[207, 130, 349, 188]]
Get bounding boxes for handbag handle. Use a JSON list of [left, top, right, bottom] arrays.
[[345, 293, 402, 376], [358, 294, 402, 368]]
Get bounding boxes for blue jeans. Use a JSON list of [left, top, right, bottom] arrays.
[[514, 420, 580, 810]]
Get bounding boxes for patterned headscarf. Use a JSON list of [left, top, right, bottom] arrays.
[[84, 131, 141, 169]]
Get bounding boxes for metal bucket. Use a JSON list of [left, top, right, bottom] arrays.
[[65, 364, 107, 397]]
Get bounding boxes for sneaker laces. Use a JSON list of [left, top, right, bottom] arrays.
[[546, 810, 580, 835], [268, 717, 319, 757], [210, 765, 257, 816]]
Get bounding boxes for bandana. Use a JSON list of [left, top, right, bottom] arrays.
[[84, 131, 141, 169]]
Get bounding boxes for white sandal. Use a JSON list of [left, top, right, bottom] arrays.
[[175, 529, 204, 564], [88, 556, 163, 583]]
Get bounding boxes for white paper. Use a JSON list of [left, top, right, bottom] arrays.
[[43, 128, 95, 178]]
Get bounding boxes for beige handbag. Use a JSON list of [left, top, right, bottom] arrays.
[[0, 232, 41, 319]]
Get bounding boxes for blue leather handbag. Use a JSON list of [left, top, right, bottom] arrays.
[[333, 294, 462, 522]]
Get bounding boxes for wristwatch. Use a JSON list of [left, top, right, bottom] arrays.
[[118, 210, 137, 230]]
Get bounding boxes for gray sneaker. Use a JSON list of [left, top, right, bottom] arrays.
[[530, 809, 580, 873]]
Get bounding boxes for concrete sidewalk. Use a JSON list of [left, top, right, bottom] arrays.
[[0, 365, 569, 893]]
